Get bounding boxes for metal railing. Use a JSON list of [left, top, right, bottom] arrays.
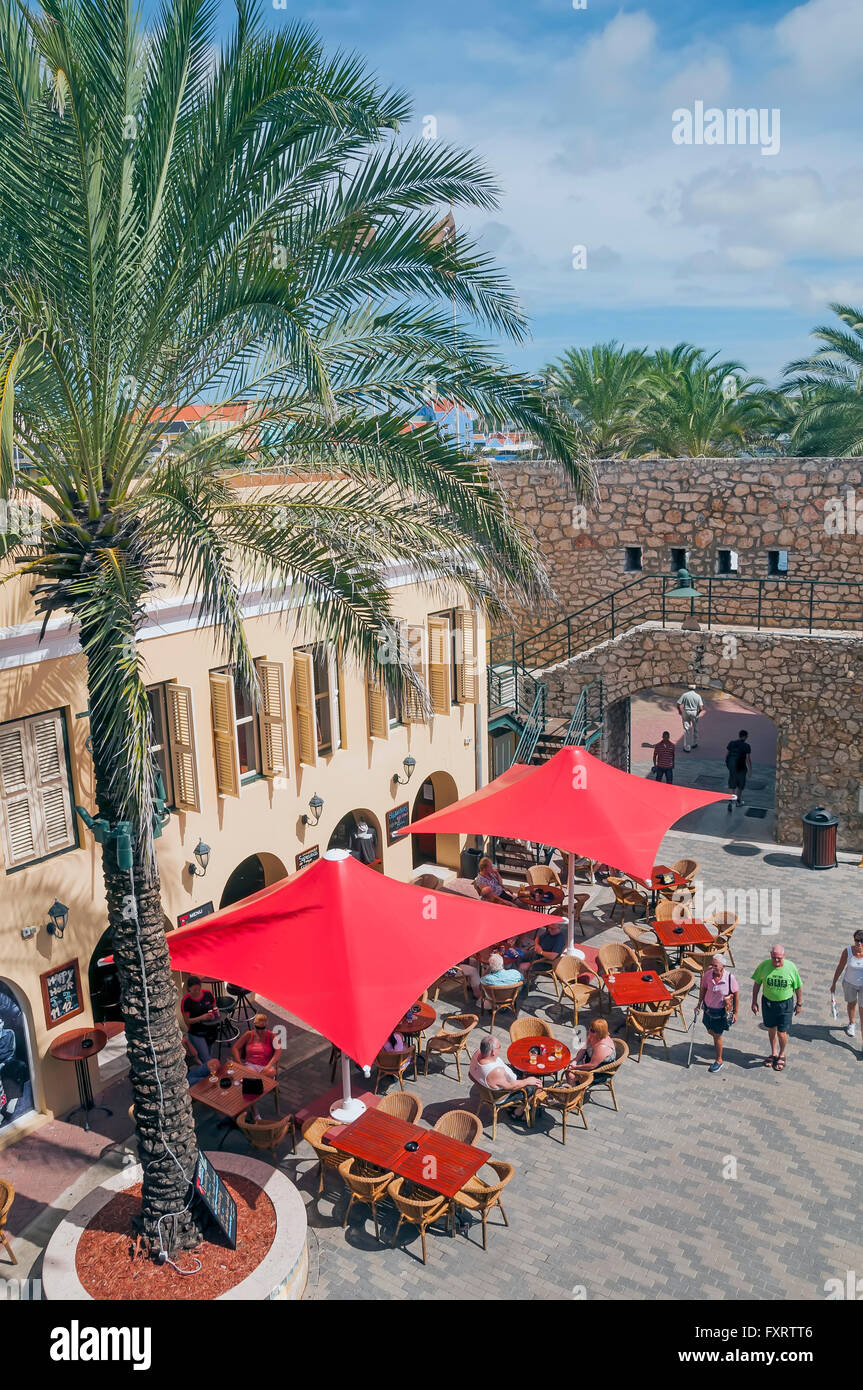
[[511, 682, 547, 765], [563, 678, 604, 747], [488, 573, 863, 674]]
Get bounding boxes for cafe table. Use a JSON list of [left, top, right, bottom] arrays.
[[651, 919, 716, 965], [507, 1036, 571, 1078], [640, 865, 689, 913], [397, 1001, 437, 1049], [325, 1107, 489, 1201], [189, 1061, 278, 1146], [48, 1026, 112, 1131], [517, 884, 565, 913], [604, 970, 673, 1009]]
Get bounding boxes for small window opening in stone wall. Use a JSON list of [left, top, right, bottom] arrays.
[[624, 546, 643, 572], [670, 547, 688, 574], [717, 548, 739, 575], [767, 549, 788, 576]]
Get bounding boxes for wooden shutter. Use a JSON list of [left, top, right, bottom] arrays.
[[294, 650, 318, 767], [456, 608, 479, 703], [209, 671, 241, 797], [367, 676, 390, 740], [427, 615, 452, 714], [256, 659, 289, 778], [165, 684, 201, 813], [31, 713, 75, 852], [0, 720, 40, 866], [401, 623, 428, 725]]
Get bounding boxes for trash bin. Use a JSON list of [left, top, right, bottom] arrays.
[[460, 845, 483, 880], [801, 806, 838, 870]]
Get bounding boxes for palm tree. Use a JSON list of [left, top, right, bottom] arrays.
[[0, 0, 585, 1252], [545, 341, 648, 457], [630, 352, 767, 457], [782, 303, 863, 455]]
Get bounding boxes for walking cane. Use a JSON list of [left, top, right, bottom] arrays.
[[686, 1006, 698, 1068]]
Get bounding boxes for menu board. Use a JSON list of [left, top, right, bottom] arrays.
[[295, 845, 320, 871], [40, 959, 84, 1030], [177, 901, 214, 929], [386, 802, 410, 845], [194, 1152, 237, 1249]]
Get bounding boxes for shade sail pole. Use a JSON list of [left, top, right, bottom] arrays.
[[564, 851, 577, 955], [330, 1052, 367, 1125]]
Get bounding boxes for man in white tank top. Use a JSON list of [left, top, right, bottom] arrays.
[[468, 1035, 541, 1098]]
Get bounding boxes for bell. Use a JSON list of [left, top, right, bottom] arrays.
[[666, 567, 702, 599]]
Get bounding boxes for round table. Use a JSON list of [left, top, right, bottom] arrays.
[[507, 1037, 571, 1077], [398, 1002, 436, 1038], [517, 885, 565, 912], [48, 1026, 112, 1131], [644, 867, 689, 912]]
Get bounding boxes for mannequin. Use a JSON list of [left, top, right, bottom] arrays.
[[348, 818, 378, 866]]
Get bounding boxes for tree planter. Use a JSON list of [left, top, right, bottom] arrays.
[[42, 1153, 308, 1301]]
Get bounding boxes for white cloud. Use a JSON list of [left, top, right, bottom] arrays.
[[775, 0, 863, 85]]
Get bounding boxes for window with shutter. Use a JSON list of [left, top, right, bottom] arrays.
[[401, 623, 428, 725], [367, 676, 390, 740], [455, 608, 479, 703], [0, 711, 76, 870], [294, 649, 318, 766], [32, 714, 75, 852], [256, 659, 289, 778], [209, 671, 241, 797], [165, 684, 201, 813], [427, 615, 452, 714]]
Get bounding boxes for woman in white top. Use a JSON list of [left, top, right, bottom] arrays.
[[830, 930, 863, 1038]]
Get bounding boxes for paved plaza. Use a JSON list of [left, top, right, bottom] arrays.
[[4, 826, 860, 1302]]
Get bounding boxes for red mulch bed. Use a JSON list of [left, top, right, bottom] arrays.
[[75, 1175, 275, 1300]]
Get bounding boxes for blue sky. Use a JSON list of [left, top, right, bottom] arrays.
[[205, 0, 863, 383]]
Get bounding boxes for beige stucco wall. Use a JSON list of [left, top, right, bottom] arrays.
[[0, 575, 484, 1125]]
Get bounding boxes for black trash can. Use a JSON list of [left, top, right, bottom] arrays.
[[801, 806, 838, 869], [460, 845, 483, 880]]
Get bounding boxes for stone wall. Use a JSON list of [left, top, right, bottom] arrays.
[[541, 624, 863, 849]]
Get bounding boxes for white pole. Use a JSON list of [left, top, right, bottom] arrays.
[[563, 852, 585, 961], [329, 1051, 367, 1124]]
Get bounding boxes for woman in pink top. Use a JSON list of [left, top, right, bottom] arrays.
[[232, 1013, 280, 1076], [697, 955, 738, 1073]]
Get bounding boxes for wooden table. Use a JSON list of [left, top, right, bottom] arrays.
[[48, 1026, 112, 1131], [604, 970, 673, 1008], [641, 866, 689, 911], [507, 1037, 571, 1077], [517, 885, 565, 912], [651, 919, 716, 964], [398, 1002, 437, 1041], [325, 1107, 489, 1199], [190, 1062, 277, 1145]]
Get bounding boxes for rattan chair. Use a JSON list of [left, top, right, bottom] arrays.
[[378, 1090, 424, 1124], [389, 1176, 451, 1264], [509, 1016, 554, 1043], [480, 981, 521, 1030], [432, 1109, 483, 1145], [671, 857, 699, 884], [708, 916, 738, 966], [527, 864, 562, 889], [339, 1158, 394, 1242], [623, 924, 669, 972], [659, 968, 696, 1026], [453, 1160, 514, 1251], [607, 876, 649, 921], [589, 1038, 628, 1110], [681, 947, 719, 979], [626, 1003, 674, 1062], [654, 896, 693, 922], [373, 1045, 418, 1093], [538, 1070, 591, 1144], [473, 1080, 533, 1141], [431, 968, 471, 1005], [551, 955, 602, 1027], [236, 1112, 296, 1157], [0, 1180, 17, 1266], [526, 951, 561, 996], [423, 1013, 478, 1081], [301, 1115, 344, 1195]]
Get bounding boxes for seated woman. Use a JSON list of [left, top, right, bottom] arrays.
[[480, 951, 524, 1009], [475, 857, 521, 906], [563, 1019, 616, 1080], [232, 1013, 281, 1076]]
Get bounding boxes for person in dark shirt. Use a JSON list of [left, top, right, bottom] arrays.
[[725, 729, 752, 810], [181, 976, 220, 1063], [652, 731, 675, 783]]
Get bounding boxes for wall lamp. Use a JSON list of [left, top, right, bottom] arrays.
[[392, 755, 417, 786], [302, 794, 324, 827], [46, 899, 70, 939], [187, 839, 211, 877]]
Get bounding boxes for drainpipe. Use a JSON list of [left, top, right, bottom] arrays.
[[474, 605, 485, 857]]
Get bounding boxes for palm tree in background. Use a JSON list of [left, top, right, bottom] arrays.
[[782, 303, 863, 455], [0, 0, 585, 1252], [629, 351, 768, 457], [545, 341, 648, 457]]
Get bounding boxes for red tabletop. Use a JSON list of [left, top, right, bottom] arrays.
[[48, 1026, 108, 1063], [507, 1037, 571, 1076], [604, 971, 673, 1006], [517, 885, 565, 908], [398, 1002, 437, 1035], [651, 920, 716, 948], [643, 866, 689, 892], [325, 1108, 490, 1199], [189, 1062, 277, 1119]]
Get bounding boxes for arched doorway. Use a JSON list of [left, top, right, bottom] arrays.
[[0, 980, 37, 1132], [328, 809, 384, 871], [88, 929, 122, 1024], [219, 852, 287, 908], [411, 771, 460, 870]]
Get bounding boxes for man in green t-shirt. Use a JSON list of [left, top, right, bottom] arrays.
[[751, 943, 802, 1071]]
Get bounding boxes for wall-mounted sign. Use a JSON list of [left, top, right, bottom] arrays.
[[295, 845, 320, 871], [40, 959, 84, 1030], [177, 901, 214, 929], [194, 1152, 237, 1249], [386, 802, 410, 845]]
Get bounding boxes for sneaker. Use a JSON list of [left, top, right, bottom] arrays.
[[727, 802, 733, 813], [708, 1061, 724, 1073], [845, 1022, 857, 1037]]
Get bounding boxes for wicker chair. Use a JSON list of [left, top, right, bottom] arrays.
[[431, 968, 471, 1005], [681, 947, 719, 979], [378, 1090, 424, 1124], [551, 955, 602, 1028], [480, 981, 521, 1030], [526, 951, 561, 996], [671, 857, 699, 884], [607, 876, 649, 922], [708, 916, 738, 966], [509, 1016, 554, 1042], [339, 1158, 394, 1242], [626, 1003, 674, 1062], [538, 1070, 591, 1143], [423, 1013, 478, 1081], [565, 892, 591, 938], [623, 925, 669, 972], [473, 1080, 533, 1141], [589, 1038, 628, 1110], [527, 864, 562, 889], [432, 1109, 483, 1145], [659, 968, 696, 1026], [389, 1176, 451, 1264], [0, 1180, 16, 1266], [301, 1115, 344, 1195], [654, 896, 693, 922], [596, 943, 639, 1012], [236, 1112, 296, 1157], [373, 1046, 418, 1093], [453, 1160, 514, 1251]]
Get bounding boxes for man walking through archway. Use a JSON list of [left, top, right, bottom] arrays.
[[676, 683, 704, 752]]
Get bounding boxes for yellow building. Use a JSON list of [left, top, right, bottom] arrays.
[[0, 554, 485, 1144]]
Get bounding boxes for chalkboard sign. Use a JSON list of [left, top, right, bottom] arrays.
[[386, 802, 410, 845], [40, 959, 84, 1030], [295, 844, 320, 871], [194, 1152, 237, 1249], [177, 901, 214, 929]]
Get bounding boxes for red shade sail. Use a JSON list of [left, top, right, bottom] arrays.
[[167, 852, 551, 1068], [402, 745, 730, 884]]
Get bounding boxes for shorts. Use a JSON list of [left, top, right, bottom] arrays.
[[762, 996, 794, 1031], [727, 768, 747, 791], [702, 1006, 733, 1034], [842, 981, 863, 1007]]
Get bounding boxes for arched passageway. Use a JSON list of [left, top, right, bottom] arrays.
[[411, 771, 460, 870], [328, 809, 384, 871]]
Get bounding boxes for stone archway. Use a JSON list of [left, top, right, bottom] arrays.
[[219, 852, 288, 909], [0, 978, 38, 1133], [411, 771, 460, 870]]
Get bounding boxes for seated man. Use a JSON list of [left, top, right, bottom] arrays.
[[468, 1034, 541, 1118], [182, 1032, 210, 1086], [180, 976, 220, 1063], [480, 951, 524, 1008], [528, 921, 568, 978]]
